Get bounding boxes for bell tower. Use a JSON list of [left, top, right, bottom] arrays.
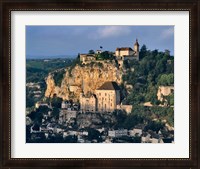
[[134, 39, 140, 60], [134, 39, 139, 52]]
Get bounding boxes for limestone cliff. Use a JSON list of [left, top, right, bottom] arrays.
[[45, 61, 123, 101], [157, 86, 174, 101]]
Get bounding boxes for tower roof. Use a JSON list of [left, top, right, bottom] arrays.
[[134, 39, 139, 46], [96, 81, 120, 90]]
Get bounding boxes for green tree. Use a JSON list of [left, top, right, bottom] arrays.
[[52, 107, 60, 119], [51, 96, 63, 108], [139, 45, 147, 60], [53, 69, 65, 87], [88, 50, 95, 54], [87, 128, 101, 142], [158, 74, 174, 86]]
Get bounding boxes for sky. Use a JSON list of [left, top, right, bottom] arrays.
[[26, 26, 174, 58]]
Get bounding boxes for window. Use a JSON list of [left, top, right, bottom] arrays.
[[105, 93, 107, 96]]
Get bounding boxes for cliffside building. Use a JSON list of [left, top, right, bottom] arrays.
[[80, 93, 97, 112], [79, 81, 121, 113], [115, 39, 140, 61], [80, 54, 96, 64], [95, 81, 120, 112]]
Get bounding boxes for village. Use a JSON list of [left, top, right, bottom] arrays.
[[26, 39, 174, 143], [27, 97, 174, 143]]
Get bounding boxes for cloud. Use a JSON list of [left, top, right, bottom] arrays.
[[89, 26, 131, 39], [160, 27, 174, 39]]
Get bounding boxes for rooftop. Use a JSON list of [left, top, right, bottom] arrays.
[[134, 39, 139, 46], [96, 81, 120, 90], [116, 47, 133, 51]]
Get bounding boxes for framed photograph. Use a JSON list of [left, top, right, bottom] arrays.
[[0, 0, 199, 168]]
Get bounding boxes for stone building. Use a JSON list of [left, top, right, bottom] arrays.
[[80, 54, 96, 64], [59, 109, 77, 123], [108, 129, 128, 138], [79, 81, 121, 113], [79, 93, 97, 112], [95, 81, 120, 112], [115, 39, 140, 61]]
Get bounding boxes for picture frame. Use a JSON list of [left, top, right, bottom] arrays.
[[0, 0, 199, 168]]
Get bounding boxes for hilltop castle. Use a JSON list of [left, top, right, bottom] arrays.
[[115, 39, 139, 61], [79, 39, 140, 65]]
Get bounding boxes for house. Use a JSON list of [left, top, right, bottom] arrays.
[[129, 124, 145, 137], [108, 129, 128, 138], [141, 133, 151, 143], [80, 54, 96, 64], [116, 104, 133, 114], [35, 101, 49, 109], [26, 82, 40, 89], [96, 50, 102, 54], [129, 128, 142, 137], [61, 101, 71, 109], [59, 109, 77, 123]]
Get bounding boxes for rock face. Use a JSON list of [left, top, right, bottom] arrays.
[[157, 86, 174, 101], [45, 61, 123, 102]]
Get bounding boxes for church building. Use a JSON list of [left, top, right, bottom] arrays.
[[115, 39, 140, 61]]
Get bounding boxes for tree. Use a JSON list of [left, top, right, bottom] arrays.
[[51, 96, 63, 108], [88, 50, 95, 54], [97, 51, 113, 60], [123, 114, 143, 129], [144, 121, 164, 132], [87, 128, 101, 142], [139, 45, 147, 60], [164, 49, 170, 56], [158, 74, 174, 86], [53, 69, 65, 87], [113, 110, 127, 129], [52, 107, 60, 119]]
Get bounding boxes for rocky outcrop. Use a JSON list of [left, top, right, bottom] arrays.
[[45, 61, 123, 101], [157, 86, 174, 101]]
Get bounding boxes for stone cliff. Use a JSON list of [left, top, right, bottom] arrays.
[[157, 86, 174, 101], [45, 61, 123, 102]]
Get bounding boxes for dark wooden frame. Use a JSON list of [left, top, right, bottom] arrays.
[[0, 0, 199, 168]]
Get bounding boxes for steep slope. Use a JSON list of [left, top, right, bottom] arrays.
[[45, 61, 123, 101]]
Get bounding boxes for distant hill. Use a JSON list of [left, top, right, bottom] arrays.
[[26, 55, 77, 59]]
